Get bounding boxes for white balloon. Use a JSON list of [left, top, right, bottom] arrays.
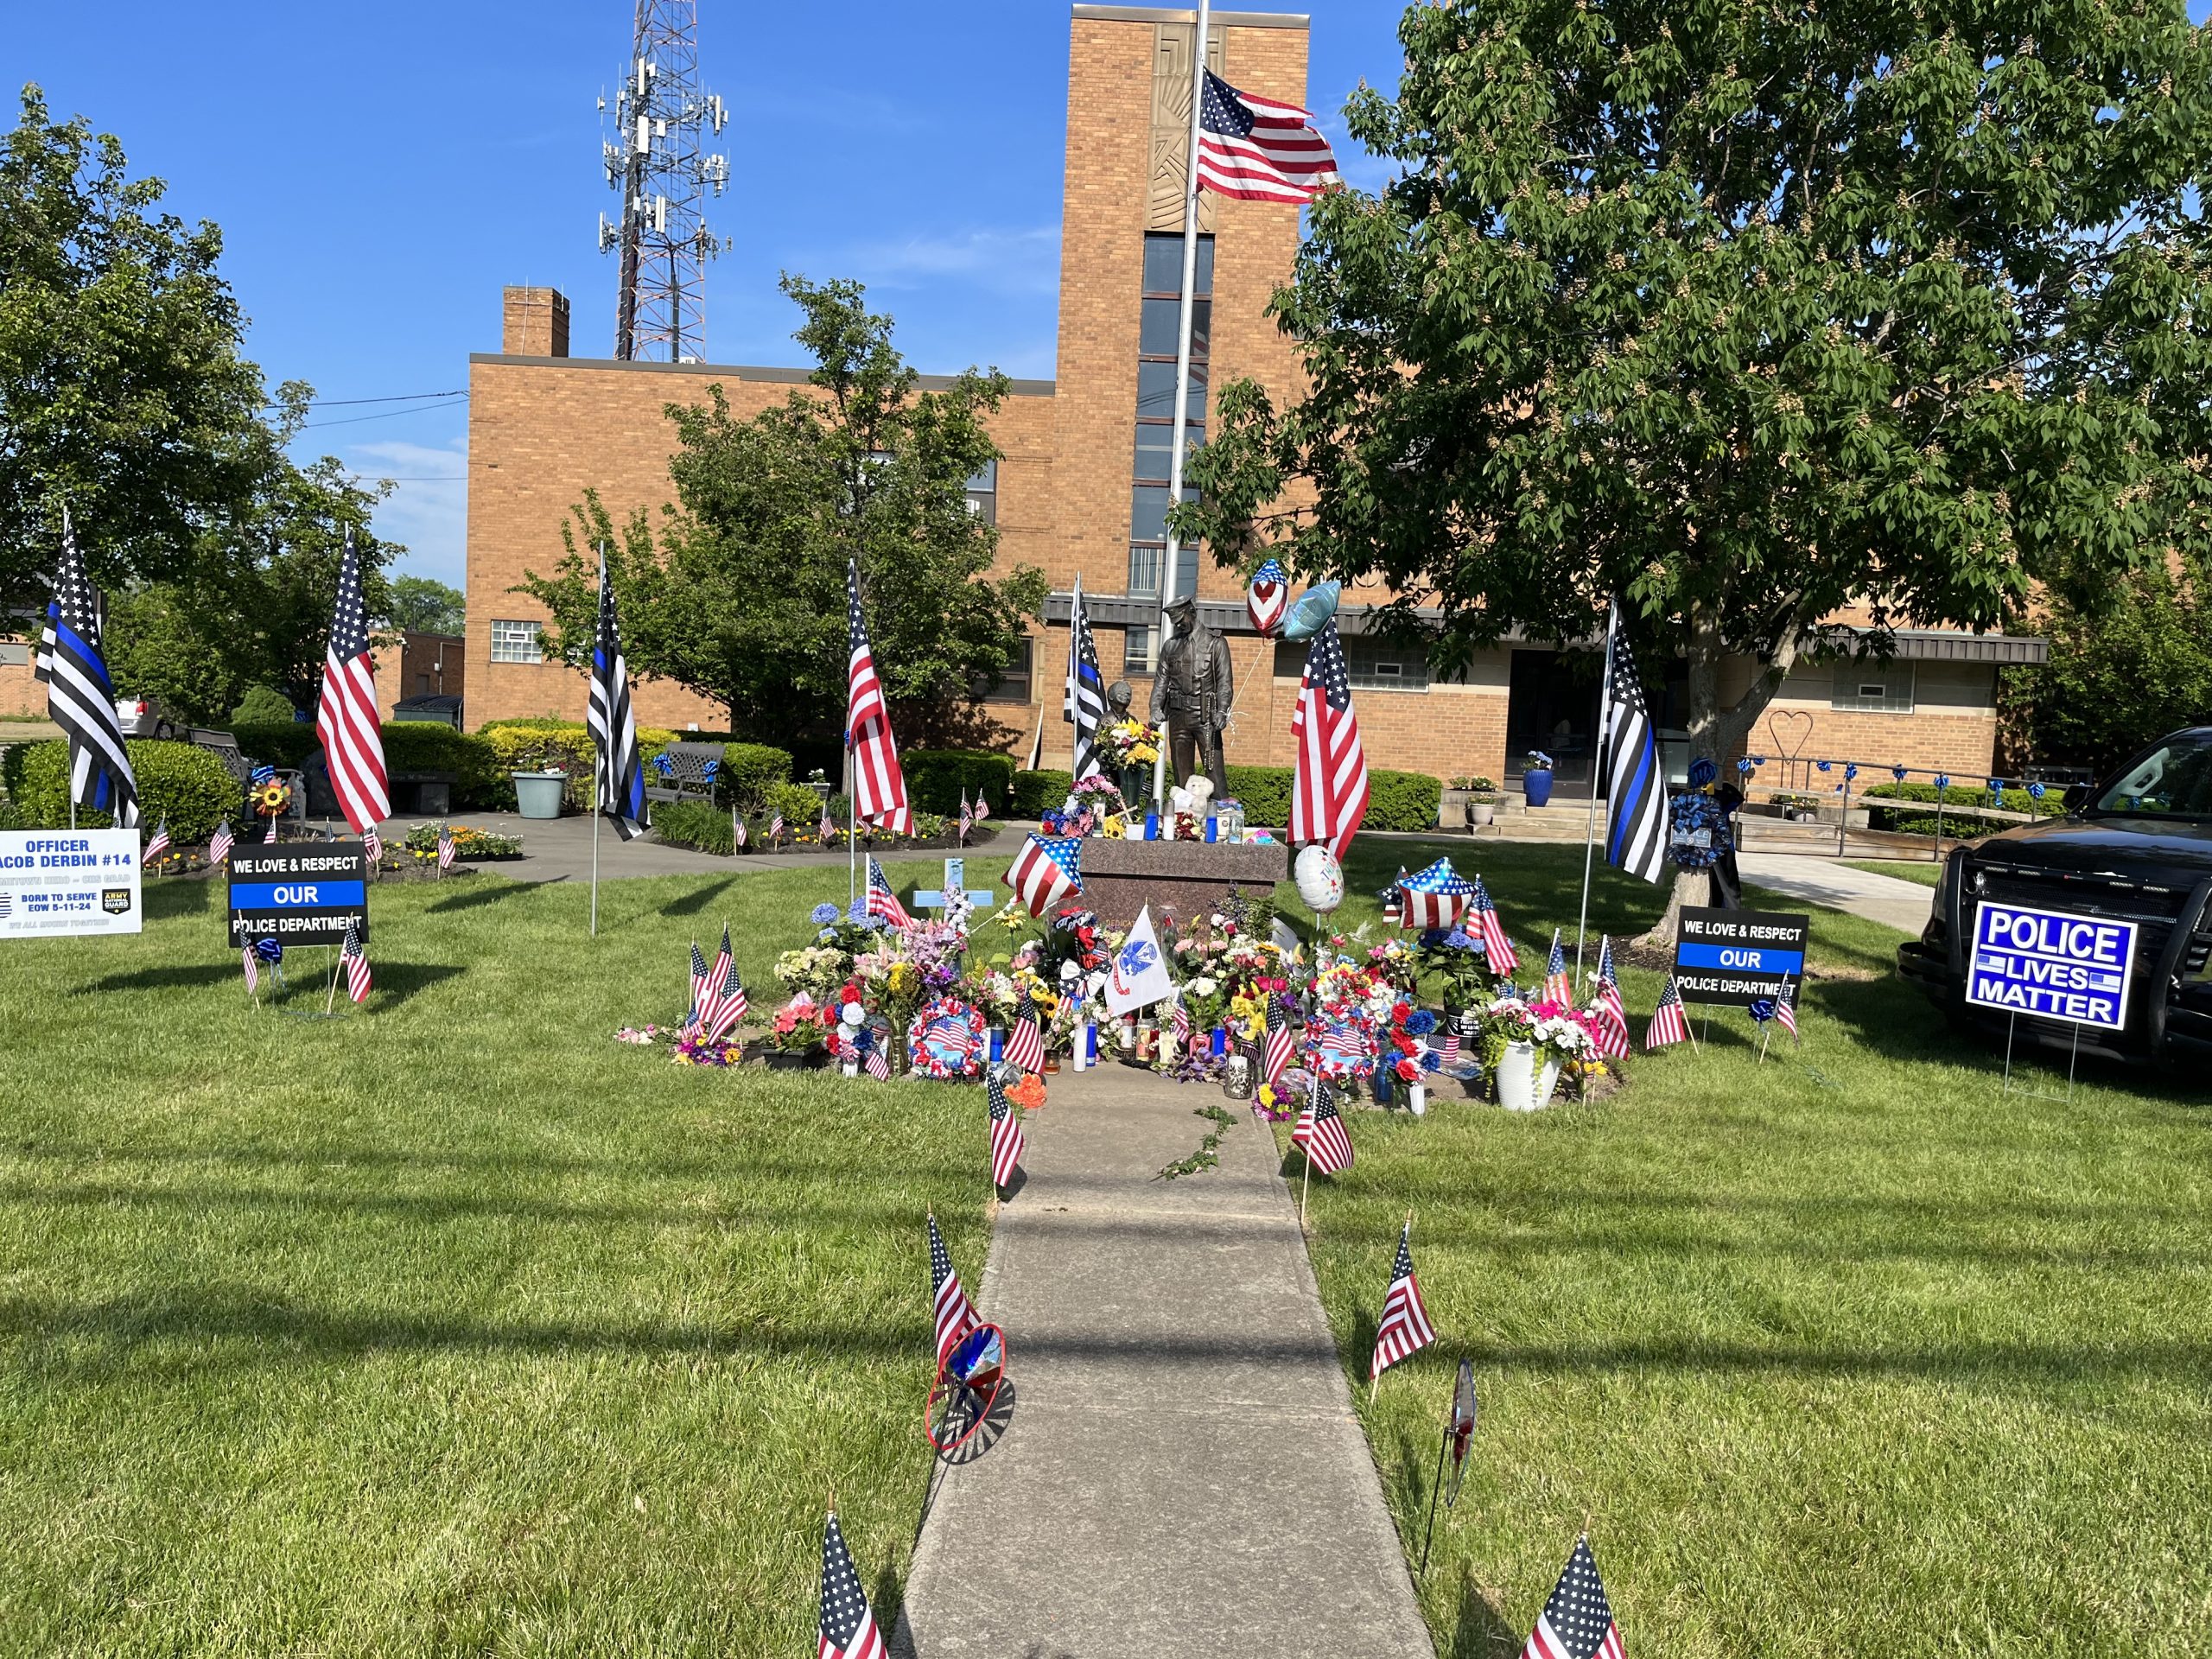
[[1293, 843, 1345, 913]]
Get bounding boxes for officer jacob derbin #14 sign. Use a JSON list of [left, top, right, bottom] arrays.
[[0, 829, 143, 938], [1967, 901, 2137, 1031]]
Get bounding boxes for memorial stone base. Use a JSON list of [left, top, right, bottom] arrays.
[[1073, 837, 1289, 930]]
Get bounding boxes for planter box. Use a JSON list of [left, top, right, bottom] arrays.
[[511, 770, 569, 820]]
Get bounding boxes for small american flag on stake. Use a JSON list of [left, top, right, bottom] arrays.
[[1291, 1081, 1353, 1176], [864, 1030, 891, 1080], [340, 919, 372, 1005], [263, 810, 279, 843], [1776, 979, 1800, 1041], [817, 1510, 888, 1659], [1370, 1217, 1436, 1386], [1590, 936, 1630, 1059], [1469, 875, 1518, 975], [1542, 931, 1573, 1007], [768, 807, 785, 846], [928, 1212, 977, 1370], [362, 823, 381, 866], [987, 1067, 1026, 1190], [973, 792, 990, 823], [1007, 833, 1083, 918], [1005, 991, 1046, 1075], [865, 856, 910, 928], [208, 821, 234, 866], [1520, 1534, 1624, 1659], [1645, 975, 1690, 1051], [142, 817, 170, 867], [1262, 995, 1295, 1084], [240, 945, 258, 996], [817, 804, 836, 845], [437, 823, 456, 872]]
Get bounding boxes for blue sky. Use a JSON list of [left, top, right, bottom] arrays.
[[6, 3, 1413, 591]]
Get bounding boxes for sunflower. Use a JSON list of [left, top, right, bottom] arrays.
[[251, 780, 292, 817]]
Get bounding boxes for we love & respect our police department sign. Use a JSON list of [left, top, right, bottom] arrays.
[[1967, 901, 2137, 1031]]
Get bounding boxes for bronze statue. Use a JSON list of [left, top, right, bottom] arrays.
[[1148, 595, 1232, 802]]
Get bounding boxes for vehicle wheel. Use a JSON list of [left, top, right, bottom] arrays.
[[155, 721, 175, 741]]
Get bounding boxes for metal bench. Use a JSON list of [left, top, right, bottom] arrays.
[[645, 741, 724, 805], [193, 729, 308, 823]]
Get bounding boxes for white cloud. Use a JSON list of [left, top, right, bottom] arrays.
[[340, 436, 469, 593], [828, 225, 1062, 298]]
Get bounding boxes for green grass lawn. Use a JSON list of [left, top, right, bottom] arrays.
[[1300, 839, 2212, 1657], [0, 857, 1001, 1656], [1843, 857, 1944, 887]]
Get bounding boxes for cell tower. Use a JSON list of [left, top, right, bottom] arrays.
[[598, 1, 730, 362]]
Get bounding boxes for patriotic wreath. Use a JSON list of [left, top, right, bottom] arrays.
[[907, 996, 988, 1080], [1304, 1001, 1378, 1080]]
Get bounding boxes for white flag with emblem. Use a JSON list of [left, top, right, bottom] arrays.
[[1103, 904, 1176, 1017]]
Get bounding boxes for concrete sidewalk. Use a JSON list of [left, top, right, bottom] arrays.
[[1736, 851, 1936, 933], [893, 1066, 1433, 1659]]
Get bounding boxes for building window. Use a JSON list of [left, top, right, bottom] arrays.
[[1125, 625, 1154, 676], [1273, 638, 1431, 691], [490, 620, 544, 664], [1831, 663, 1915, 714], [1128, 230, 1212, 601], [966, 459, 998, 524], [976, 637, 1032, 703]]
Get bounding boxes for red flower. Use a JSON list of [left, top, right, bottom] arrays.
[[1394, 1056, 1421, 1083]]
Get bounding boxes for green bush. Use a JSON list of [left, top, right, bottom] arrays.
[[3, 739, 239, 842], [229, 685, 296, 726], [714, 742, 793, 808], [653, 800, 734, 855], [226, 721, 320, 771], [904, 749, 1016, 816], [763, 782, 829, 835], [1010, 769, 1074, 817], [1220, 765, 1440, 831], [1861, 780, 2067, 817]]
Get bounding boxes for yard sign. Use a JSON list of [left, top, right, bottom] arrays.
[[1967, 901, 2136, 1032]]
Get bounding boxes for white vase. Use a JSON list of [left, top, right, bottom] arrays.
[[1408, 1083, 1427, 1116], [1495, 1040, 1561, 1111]]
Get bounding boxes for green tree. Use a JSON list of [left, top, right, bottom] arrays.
[[2001, 566, 2212, 773], [0, 85, 299, 616], [520, 276, 1045, 745], [1178, 0, 2212, 936], [104, 584, 244, 724], [382, 575, 465, 636]]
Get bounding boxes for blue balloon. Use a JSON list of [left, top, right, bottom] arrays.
[[1278, 581, 1342, 641]]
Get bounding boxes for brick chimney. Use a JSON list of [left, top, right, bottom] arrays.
[[501, 286, 569, 357]]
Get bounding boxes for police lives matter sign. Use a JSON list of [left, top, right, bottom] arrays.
[[1967, 901, 2136, 1031], [1673, 906, 1810, 1004], [228, 842, 368, 949]]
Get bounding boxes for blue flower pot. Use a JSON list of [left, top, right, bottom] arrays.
[[1522, 767, 1554, 809]]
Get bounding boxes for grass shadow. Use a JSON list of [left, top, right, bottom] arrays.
[[77, 962, 241, 995], [659, 876, 738, 918], [1446, 1567, 1523, 1659], [424, 880, 537, 915], [145, 879, 216, 919], [367, 961, 467, 1007]]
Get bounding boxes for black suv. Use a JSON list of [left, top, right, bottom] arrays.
[[1897, 726, 2212, 1065]]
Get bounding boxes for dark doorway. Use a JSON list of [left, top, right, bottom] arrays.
[[1505, 649, 1604, 797]]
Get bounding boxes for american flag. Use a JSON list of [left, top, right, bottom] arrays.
[[1590, 937, 1630, 1059], [864, 1030, 892, 1079], [1598, 602, 1669, 885], [866, 856, 911, 928], [973, 792, 991, 823], [363, 823, 382, 864], [264, 810, 280, 843], [732, 813, 747, 849], [690, 940, 714, 1029], [1195, 68, 1341, 204], [1169, 999, 1192, 1055], [1064, 573, 1106, 780], [1291, 1079, 1353, 1175], [845, 558, 912, 834], [1289, 619, 1370, 858], [957, 791, 972, 844], [1310, 1019, 1370, 1077], [340, 919, 372, 1004], [769, 808, 785, 845], [314, 525, 390, 836], [1402, 859, 1473, 930], [702, 951, 747, 1042], [240, 945, 258, 996], [1007, 833, 1084, 917], [817, 1510, 888, 1659], [1469, 876, 1519, 975], [208, 821, 234, 866], [1520, 1535, 1624, 1659], [587, 543, 647, 840], [142, 817, 170, 867], [1005, 992, 1046, 1074], [1262, 996, 1295, 1083], [1370, 1217, 1436, 1380], [1645, 975, 1690, 1051], [437, 823, 456, 871], [1440, 1029, 1462, 1067], [41, 510, 139, 826], [987, 1068, 1027, 1189], [1542, 931, 1573, 1007], [929, 1213, 977, 1369], [1776, 979, 1801, 1041], [818, 804, 836, 845]]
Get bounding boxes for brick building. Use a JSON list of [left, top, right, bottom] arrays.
[[461, 3, 2044, 793]]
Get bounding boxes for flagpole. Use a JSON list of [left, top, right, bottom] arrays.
[[1154, 0, 1211, 810], [591, 759, 602, 938], [1573, 602, 1618, 980], [848, 785, 858, 912]]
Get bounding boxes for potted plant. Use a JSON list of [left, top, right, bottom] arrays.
[[1522, 750, 1556, 809], [1463, 776, 1499, 828], [506, 736, 573, 820], [1477, 993, 1596, 1111]]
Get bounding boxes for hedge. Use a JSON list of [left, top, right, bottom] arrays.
[[1010, 769, 1075, 817], [2, 739, 239, 843], [1225, 766, 1441, 831], [1860, 781, 2068, 818], [227, 721, 320, 771], [904, 749, 1016, 817]]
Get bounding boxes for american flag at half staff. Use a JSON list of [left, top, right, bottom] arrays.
[[987, 1067, 1026, 1190], [587, 543, 647, 840], [845, 558, 912, 834], [37, 510, 138, 827], [1370, 1217, 1435, 1381], [817, 1510, 888, 1659], [1195, 67, 1341, 204], [1289, 618, 1370, 859], [315, 525, 390, 837], [1519, 1534, 1625, 1659], [928, 1212, 977, 1370]]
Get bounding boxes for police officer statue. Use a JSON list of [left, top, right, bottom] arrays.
[[1147, 594, 1233, 803]]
